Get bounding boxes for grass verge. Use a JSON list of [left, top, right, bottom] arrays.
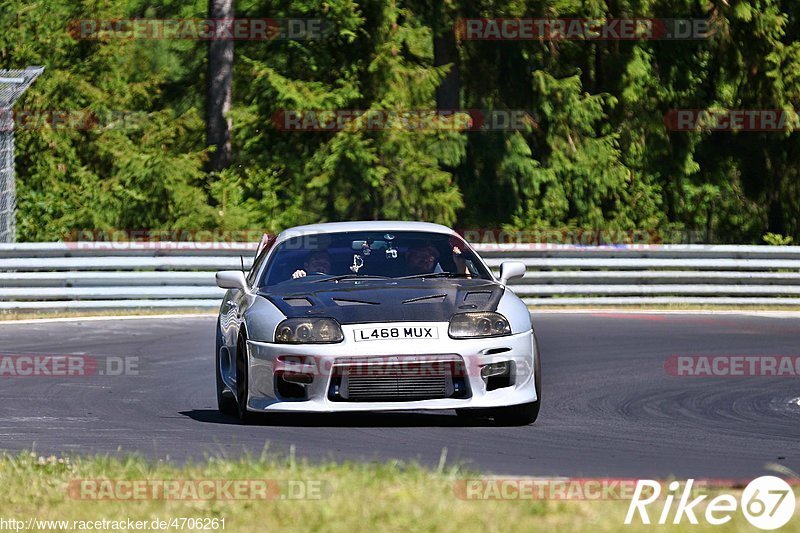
[[0, 452, 795, 532]]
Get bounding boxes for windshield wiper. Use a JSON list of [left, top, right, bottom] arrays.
[[398, 272, 471, 280], [312, 274, 389, 283]]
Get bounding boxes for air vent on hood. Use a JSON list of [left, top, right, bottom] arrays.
[[402, 294, 446, 304], [284, 297, 313, 307], [332, 298, 378, 306], [463, 291, 492, 304]]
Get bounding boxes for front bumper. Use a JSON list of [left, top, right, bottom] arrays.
[[243, 322, 537, 412]]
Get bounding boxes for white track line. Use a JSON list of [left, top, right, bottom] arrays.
[[530, 309, 800, 318], [0, 313, 216, 325]]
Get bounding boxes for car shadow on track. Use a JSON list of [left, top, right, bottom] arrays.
[[180, 409, 498, 427]]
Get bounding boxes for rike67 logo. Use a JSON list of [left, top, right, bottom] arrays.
[[625, 477, 796, 530]]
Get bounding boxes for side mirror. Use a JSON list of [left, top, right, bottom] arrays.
[[498, 261, 526, 286], [216, 270, 248, 291]]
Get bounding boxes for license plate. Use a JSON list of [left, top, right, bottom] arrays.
[[354, 325, 439, 342]]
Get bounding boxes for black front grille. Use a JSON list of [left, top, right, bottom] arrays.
[[347, 366, 448, 400], [328, 357, 469, 402]]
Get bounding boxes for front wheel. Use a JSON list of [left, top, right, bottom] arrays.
[[216, 319, 237, 416], [457, 400, 539, 425], [235, 335, 254, 423], [492, 400, 540, 426]]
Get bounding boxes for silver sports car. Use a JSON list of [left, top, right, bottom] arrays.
[[215, 221, 541, 425]]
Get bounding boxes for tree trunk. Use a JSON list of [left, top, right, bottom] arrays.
[[434, 27, 460, 110], [206, 0, 234, 171], [767, 195, 785, 235], [765, 152, 785, 236]]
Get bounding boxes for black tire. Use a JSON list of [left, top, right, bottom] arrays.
[[235, 334, 254, 423], [492, 400, 539, 426], [215, 318, 237, 416], [455, 408, 489, 419]]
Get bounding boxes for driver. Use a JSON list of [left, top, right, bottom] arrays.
[[291, 250, 332, 279], [405, 245, 439, 275], [405, 244, 472, 277]]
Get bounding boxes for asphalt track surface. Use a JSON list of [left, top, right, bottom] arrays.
[[1, 312, 798, 478]]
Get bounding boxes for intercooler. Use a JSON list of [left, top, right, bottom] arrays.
[[328, 356, 469, 402]]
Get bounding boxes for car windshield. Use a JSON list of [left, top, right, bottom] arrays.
[[258, 231, 492, 287]]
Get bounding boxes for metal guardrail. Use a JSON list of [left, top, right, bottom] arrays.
[[0, 243, 798, 310]]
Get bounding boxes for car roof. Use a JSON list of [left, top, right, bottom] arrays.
[[275, 221, 456, 242]]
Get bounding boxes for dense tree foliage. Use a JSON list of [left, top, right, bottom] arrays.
[[1, 0, 798, 243]]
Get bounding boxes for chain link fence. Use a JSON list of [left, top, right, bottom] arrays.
[[0, 66, 44, 243]]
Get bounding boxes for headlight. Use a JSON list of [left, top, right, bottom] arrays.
[[274, 318, 344, 344], [449, 312, 511, 339]]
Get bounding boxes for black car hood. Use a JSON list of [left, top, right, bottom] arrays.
[[258, 278, 504, 324]]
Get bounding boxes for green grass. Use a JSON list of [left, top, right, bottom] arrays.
[[1, 452, 796, 532]]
